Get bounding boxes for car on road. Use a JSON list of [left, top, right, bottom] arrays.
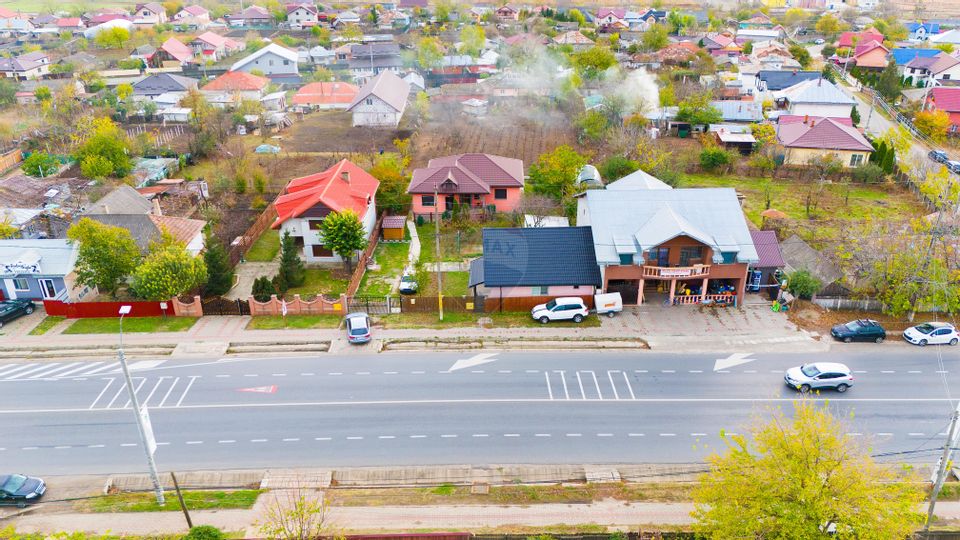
[[814, 38, 825, 44], [784, 362, 854, 393], [531, 297, 589, 324], [0, 474, 45, 507], [830, 319, 886, 343], [0, 299, 35, 329], [398, 275, 418, 295], [903, 322, 960, 346], [345, 312, 372, 344], [947, 160, 960, 174], [930, 150, 949, 163]]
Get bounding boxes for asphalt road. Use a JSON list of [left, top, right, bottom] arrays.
[[1, 347, 959, 475]]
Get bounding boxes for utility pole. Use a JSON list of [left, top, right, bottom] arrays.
[[434, 187, 443, 321], [925, 402, 960, 533], [864, 89, 876, 129], [908, 179, 952, 321]]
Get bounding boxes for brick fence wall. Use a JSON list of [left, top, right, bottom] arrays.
[[171, 296, 203, 317], [248, 294, 346, 316]]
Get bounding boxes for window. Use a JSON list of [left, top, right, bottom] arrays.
[[945, 74, 952, 80], [619, 253, 633, 265], [721, 251, 737, 264], [532, 286, 549, 295], [309, 220, 323, 230], [365, 98, 373, 105], [494, 188, 508, 200], [283, 60, 289, 65], [13, 278, 29, 291], [679, 246, 703, 266], [269, 59, 274, 66], [311, 245, 333, 257], [850, 154, 864, 167], [421, 195, 435, 207]]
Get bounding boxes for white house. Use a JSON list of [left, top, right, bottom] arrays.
[[174, 5, 211, 27], [904, 52, 960, 87], [231, 43, 299, 77], [347, 70, 410, 127], [775, 78, 855, 118], [286, 3, 319, 28], [271, 160, 380, 264], [134, 2, 168, 26]]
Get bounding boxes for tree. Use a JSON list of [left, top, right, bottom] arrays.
[[749, 122, 776, 149], [416, 37, 444, 69], [815, 13, 846, 37], [21, 152, 59, 177], [666, 10, 695, 34], [311, 25, 331, 47], [133, 234, 207, 300], [786, 269, 821, 299], [0, 79, 16, 107], [278, 231, 305, 289], [341, 23, 363, 42], [571, 46, 616, 79], [368, 153, 411, 214], [920, 163, 960, 209], [309, 67, 334, 82], [575, 110, 609, 143], [676, 92, 722, 128], [94, 26, 130, 49], [880, 126, 913, 173], [256, 487, 331, 540], [741, 40, 753, 55], [527, 145, 590, 202], [567, 8, 585, 26], [915, 109, 951, 142], [936, 42, 955, 53], [781, 7, 808, 29], [787, 43, 812, 69], [115, 82, 134, 101], [252, 276, 276, 302], [599, 155, 640, 180], [873, 16, 908, 41], [459, 25, 485, 58], [319, 210, 367, 273], [367, 4, 379, 24], [875, 61, 902, 101], [73, 116, 133, 178], [0, 218, 17, 239], [202, 235, 234, 297], [33, 86, 51, 102], [641, 23, 668, 52], [700, 147, 734, 171], [850, 105, 860, 126], [67, 218, 141, 297], [693, 400, 925, 539]]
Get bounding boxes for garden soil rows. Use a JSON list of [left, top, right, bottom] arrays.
[[283, 111, 412, 153]]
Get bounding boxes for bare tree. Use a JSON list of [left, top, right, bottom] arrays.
[[256, 485, 333, 540], [517, 193, 563, 226]]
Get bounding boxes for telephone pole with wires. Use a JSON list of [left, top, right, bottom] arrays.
[[925, 402, 960, 534]]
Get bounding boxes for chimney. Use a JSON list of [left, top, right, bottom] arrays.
[[152, 198, 162, 216], [803, 114, 809, 123], [341, 170, 350, 183]]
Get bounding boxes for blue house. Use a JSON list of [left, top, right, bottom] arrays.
[[891, 47, 941, 76], [907, 22, 940, 41], [0, 239, 94, 301]]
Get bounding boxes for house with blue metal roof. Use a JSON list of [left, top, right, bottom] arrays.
[[890, 48, 941, 77], [906, 22, 940, 41]]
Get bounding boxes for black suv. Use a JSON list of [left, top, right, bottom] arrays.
[[831, 319, 886, 343], [0, 299, 35, 329], [930, 150, 949, 164]]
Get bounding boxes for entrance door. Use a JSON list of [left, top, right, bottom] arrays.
[[655, 248, 669, 267], [607, 280, 639, 304], [39, 279, 57, 299]]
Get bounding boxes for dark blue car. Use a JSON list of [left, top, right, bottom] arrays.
[[0, 299, 35, 329], [0, 474, 46, 507]]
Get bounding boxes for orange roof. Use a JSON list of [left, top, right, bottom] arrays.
[[291, 82, 359, 106], [272, 160, 380, 228], [149, 214, 206, 245], [201, 70, 269, 92], [0, 7, 17, 18]]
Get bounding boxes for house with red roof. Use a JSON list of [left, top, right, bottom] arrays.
[[201, 70, 270, 104], [55, 17, 85, 30], [271, 160, 380, 263], [851, 40, 889, 70], [292, 82, 359, 110], [286, 3, 319, 27], [596, 8, 627, 31], [836, 28, 884, 49], [173, 5, 211, 28], [776, 117, 874, 168], [495, 4, 519, 20], [407, 153, 525, 217], [189, 31, 243, 61], [151, 37, 195, 67], [925, 87, 960, 133]]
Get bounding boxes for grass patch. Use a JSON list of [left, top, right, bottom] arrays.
[[431, 483, 456, 496], [416, 225, 482, 263], [28, 316, 65, 335], [245, 229, 281, 262], [83, 490, 263, 513], [375, 311, 601, 329], [286, 267, 350, 298], [420, 271, 470, 296], [357, 241, 410, 296], [63, 316, 197, 334], [247, 314, 342, 330]]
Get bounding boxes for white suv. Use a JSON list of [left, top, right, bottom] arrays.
[[904, 322, 960, 346], [531, 297, 589, 324]]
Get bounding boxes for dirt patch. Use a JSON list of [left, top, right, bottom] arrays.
[[284, 111, 412, 153], [787, 301, 960, 334]]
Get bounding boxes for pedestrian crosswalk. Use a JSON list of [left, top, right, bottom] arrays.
[[544, 370, 638, 401], [0, 360, 166, 381], [89, 376, 197, 409]]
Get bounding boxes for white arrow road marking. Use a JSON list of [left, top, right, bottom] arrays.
[[714, 353, 755, 372], [447, 353, 499, 372]]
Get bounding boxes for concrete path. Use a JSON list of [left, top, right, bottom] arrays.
[[226, 261, 281, 300], [405, 219, 420, 272]]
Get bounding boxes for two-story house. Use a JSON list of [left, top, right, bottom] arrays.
[[407, 153, 524, 218], [347, 70, 410, 127], [173, 5, 211, 27], [286, 3, 319, 28], [190, 31, 244, 62], [495, 4, 519, 20], [348, 42, 403, 83], [576, 177, 758, 306], [230, 43, 299, 78], [904, 51, 960, 87], [0, 52, 49, 80], [225, 5, 274, 27], [271, 160, 380, 264], [134, 2, 167, 26]]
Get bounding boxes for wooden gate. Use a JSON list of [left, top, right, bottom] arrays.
[[201, 297, 251, 316], [347, 295, 392, 315]]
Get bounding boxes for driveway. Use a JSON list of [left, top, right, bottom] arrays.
[[0, 303, 45, 338], [225, 262, 280, 300]]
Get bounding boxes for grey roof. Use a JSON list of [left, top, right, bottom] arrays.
[[79, 214, 158, 251], [468, 257, 484, 288], [348, 70, 410, 112], [757, 70, 821, 91], [782, 79, 855, 106], [132, 73, 198, 95], [583, 188, 759, 266], [779, 234, 842, 286], [0, 239, 79, 277], [480, 227, 601, 287], [711, 100, 764, 122], [606, 169, 672, 191], [85, 185, 153, 215]]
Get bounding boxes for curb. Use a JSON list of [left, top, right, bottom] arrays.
[[381, 337, 649, 352]]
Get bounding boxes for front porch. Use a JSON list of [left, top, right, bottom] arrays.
[[604, 264, 746, 307]]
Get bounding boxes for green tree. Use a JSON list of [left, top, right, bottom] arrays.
[[319, 210, 367, 273], [73, 116, 133, 178], [33, 86, 52, 102], [252, 276, 276, 302], [641, 23, 669, 52], [693, 400, 925, 538], [67, 218, 141, 297], [459, 24, 485, 58], [417, 37, 444, 69], [815, 13, 846, 37], [94, 26, 130, 49], [311, 25, 331, 47], [787, 43, 812, 69], [21, 152, 59, 177], [567, 8, 585, 26], [575, 109, 609, 143], [367, 5, 379, 24], [850, 104, 860, 126], [786, 269, 821, 299], [700, 147, 734, 171], [875, 61, 902, 101], [0, 79, 16, 107], [278, 231, 306, 288], [133, 234, 207, 300], [368, 153, 411, 214], [741, 40, 753, 55], [676, 92, 721, 127], [0, 218, 18, 239], [80, 155, 114, 179], [666, 10, 695, 34], [202, 235, 234, 297], [570, 46, 616, 79], [527, 145, 590, 202], [598, 155, 640, 180], [309, 67, 335, 82], [936, 42, 955, 53], [915, 109, 951, 142]]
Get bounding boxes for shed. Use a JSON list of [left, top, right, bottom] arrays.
[[779, 234, 848, 297], [714, 129, 756, 155], [381, 215, 406, 241], [462, 98, 488, 116], [748, 229, 785, 297]]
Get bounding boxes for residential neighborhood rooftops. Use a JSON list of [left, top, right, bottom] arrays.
[[272, 159, 379, 229], [157, 37, 195, 64], [712, 100, 764, 122], [779, 79, 855, 105], [408, 153, 524, 195], [85, 185, 153, 215], [891, 48, 941, 66], [132, 73, 198, 95], [929, 86, 960, 112], [776, 117, 873, 152], [231, 43, 298, 72], [291, 82, 359, 106], [756, 70, 822, 91], [201, 70, 270, 91], [478, 226, 601, 287]]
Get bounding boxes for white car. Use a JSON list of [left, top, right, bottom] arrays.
[[814, 38, 825, 44], [903, 322, 960, 346], [784, 362, 854, 393], [531, 297, 589, 324]]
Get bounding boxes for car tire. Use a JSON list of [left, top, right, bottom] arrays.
[[24, 306, 33, 314], [836, 384, 849, 393], [920, 339, 928, 347], [0, 320, 4, 329], [799, 384, 811, 393], [539, 316, 550, 324], [606, 311, 616, 318], [573, 314, 584, 323], [875, 336, 884, 344], [843, 337, 852, 343]]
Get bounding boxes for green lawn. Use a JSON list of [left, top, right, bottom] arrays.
[[286, 267, 349, 298], [357, 241, 411, 296], [62, 316, 197, 334], [419, 271, 470, 297], [416, 225, 482, 262], [247, 314, 342, 329], [28, 316, 65, 335], [84, 490, 263, 513], [377, 311, 601, 329], [245, 229, 281, 262]]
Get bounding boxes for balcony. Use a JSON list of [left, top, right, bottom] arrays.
[[642, 265, 711, 279]]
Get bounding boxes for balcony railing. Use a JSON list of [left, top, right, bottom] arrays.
[[671, 294, 735, 306], [642, 265, 711, 278]]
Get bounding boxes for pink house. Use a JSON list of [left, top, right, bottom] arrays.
[[407, 153, 525, 217]]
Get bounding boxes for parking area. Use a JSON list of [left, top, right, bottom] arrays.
[[0, 302, 45, 338]]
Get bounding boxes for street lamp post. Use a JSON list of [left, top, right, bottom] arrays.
[[118, 305, 165, 505]]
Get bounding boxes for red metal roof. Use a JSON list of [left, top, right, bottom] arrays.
[[778, 115, 853, 126], [201, 70, 269, 91], [158, 37, 195, 64], [776, 117, 873, 152], [292, 82, 358, 106], [929, 86, 960, 113], [408, 153, 524, 195], [272, 160, 380, 228], [749, 230, 785, 269]]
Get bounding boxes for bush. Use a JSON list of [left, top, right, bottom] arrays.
[[851, 163, 886, 184], [182, 525, 226, 540], [251, 195, 267, 210], [252, 276, 275, 302], [80, 154, 114, 179], [786, 269, 821, 300], [598, 155, 640, 180], [233, 176, 247, 194], [22, 152, 59, 177], [699, 147, 734, 171]]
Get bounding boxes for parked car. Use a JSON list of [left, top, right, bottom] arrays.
[[344, 312, 371, 344], [0, 474, 45, 507], [830, 319, 886, 343], [929, 150, 949, 163], [531, 297, 589, 324], [398, 275, 418, 295], [784, 362, 854, 393], [814, 38, 825, 44], [903, 322, 960, 346], [946, 160, 960, 174], [0, 299, 35, 329]]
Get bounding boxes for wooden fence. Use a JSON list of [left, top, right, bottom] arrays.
[[228, 203, 278, 267], [345, 213, 386, 296], [0, 148, 21, 172], [483, 294, 595, 313], [399, 295, 475, 313]]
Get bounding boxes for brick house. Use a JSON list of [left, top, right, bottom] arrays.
[[776, 116, 873, 168], [407, 153, 524, 218], [925, 86, 960, 133]]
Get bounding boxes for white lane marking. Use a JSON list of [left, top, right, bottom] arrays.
[[7, 363, 61, 380], [122, 378, 148, 409], [716, 370, 730, 374], [378, 436, 395, 439], [356, 372, 370, 375], [176, 376, 199, 407], [302, 373, 316, 376], [120, 443, 138, 447], [282, 438, 300, 442], [120, 360, 166, 372], [218, 440, 236, 443], [22, 447, 37, 450], [329, 372, 343, 376], [89, 378, 116, 409], [689, 370, 703, 374], [544, 372, 553, 400], [622, 371, 636, 400], [498, 370, 512, 374], [908, 370, 922, 374], [660, 433, 677, 437], [411, 371, 425, 374], [156, 442, 170, 446], [346, 436, 363, 440], [908, 432, 926, 436], [628, 433, 644, 437], [472, 434, 489, 438], [88, 444, 105, 448], [744, 370, 757, 374], [409, 435, 427, 439], [534, 433, 551, 437], [877, 432, 894, 436], [854, 370, 867, 374], [271, 373, 286, 377], [244, 374, 258, 377], [315, 437, 331, 441], [661, 370, 675, 374], [559, 371, 570, 400], [589, 370, 603, 400], [881, 371, 895, 374], [503, 433, 520, 437], [440, 434, 457, 438], [566, 433, 582, 437], [29, 363, 85, 379], [251, 439, 268, 443], [105, 378, 134, 409], [597, 433, 613, 437], [141, 377, 168, 407], [937, 371, 950, 374], [158, 377, 180, 408], [54, 445, 70, 449], [635, 370, 648, 373], [383, 372, 398, 375], [470, 370, 485, 374], [849, 433, 863, 437], [690, 433, 707, 437], [216, 374, 230, 378], [607, 371, 620, 400], [0, 364, 37, 377], [525, 370, 539, 374], [576, 371, 586, 400], [185, 441, 203, 445]]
